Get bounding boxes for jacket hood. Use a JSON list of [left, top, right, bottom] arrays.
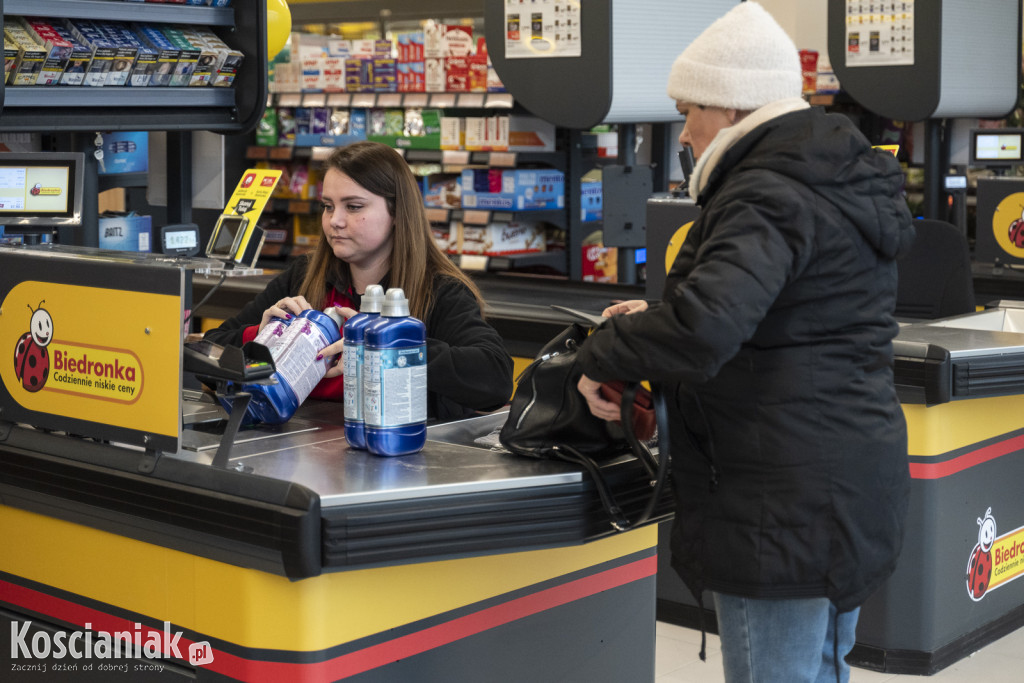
[[699, 106, 914, 261]]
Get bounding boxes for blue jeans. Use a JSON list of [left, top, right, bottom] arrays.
[[712, 593, 860, 683]]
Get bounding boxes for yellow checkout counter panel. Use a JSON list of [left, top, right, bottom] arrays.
[[0, 244, 672, 683]]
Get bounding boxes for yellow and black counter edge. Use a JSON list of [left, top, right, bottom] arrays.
[[0, 410, 671, 681]]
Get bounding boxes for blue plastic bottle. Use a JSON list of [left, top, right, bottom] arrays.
[[241, 307, 343, 424], [363, 288, 427, 456], [251, 315, 292, 354], [343, 284, 385, 449]]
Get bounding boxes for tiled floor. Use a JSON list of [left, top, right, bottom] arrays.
[[655, 621, 1024, 682]]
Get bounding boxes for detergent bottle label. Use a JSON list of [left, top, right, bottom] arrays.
[[364, 347, 383, 427], [343, 340, 364, 420], [276, 317, 334, 405], [377, 345, 427, 427]]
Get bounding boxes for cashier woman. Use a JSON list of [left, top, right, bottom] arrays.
[[203, 141, 513, 421], [576, 4, 913, 683]]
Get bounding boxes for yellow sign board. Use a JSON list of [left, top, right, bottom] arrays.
[[0, 251, 183, 451], [223, 169, 282, 263]]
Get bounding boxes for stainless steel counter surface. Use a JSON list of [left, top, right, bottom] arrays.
[[896, 307, 1024, 358], [173, 394, 584, 508]]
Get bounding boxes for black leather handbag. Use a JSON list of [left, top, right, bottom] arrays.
[[498, 322, 670, 531]]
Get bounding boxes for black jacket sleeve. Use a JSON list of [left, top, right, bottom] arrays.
[[202, 257, 309, 348], [424, 277, 514, 421]]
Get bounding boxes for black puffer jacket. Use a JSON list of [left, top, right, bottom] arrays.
[[577, 105, 914, 611]]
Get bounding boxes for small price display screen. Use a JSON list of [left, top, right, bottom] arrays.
[[166, 230, 197, 249], [161, 224, 201, 256]]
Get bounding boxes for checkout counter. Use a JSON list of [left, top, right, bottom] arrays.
[[0, 244, 671, 682]]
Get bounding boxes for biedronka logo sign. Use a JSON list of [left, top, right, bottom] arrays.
[[966, 507, 1024, 601], [9, 620, 214, 675], [13, 301, 143, 403]]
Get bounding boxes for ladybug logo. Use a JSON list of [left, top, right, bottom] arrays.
[[13, 301, 52, 393], [966, 508, 996, 601], [1009, 206, 1024, 248]]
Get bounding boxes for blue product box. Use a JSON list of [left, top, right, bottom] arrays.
[[98, 213, 152, 252], [99, 132, 148, 175], [581, 180, 602, 222], [460, 168, 565, 211], [349, 108, 368, 137]]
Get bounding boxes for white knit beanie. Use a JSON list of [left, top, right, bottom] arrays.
[[666, 2, 801, 110]]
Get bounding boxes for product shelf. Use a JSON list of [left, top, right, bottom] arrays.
[[450, 250, 567, 276], [270, 91, 514, 111], [4, 86, 235, 108], [426, 208, 567, 231], [2, 0, 234, 25], [0, 0, 265, 134]]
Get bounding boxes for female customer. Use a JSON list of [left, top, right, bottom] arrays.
[[576, 3, 914, 681]]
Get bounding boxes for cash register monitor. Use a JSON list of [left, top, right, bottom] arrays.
[[969, 129, 1024, 168], [0, 152, 86, 228]]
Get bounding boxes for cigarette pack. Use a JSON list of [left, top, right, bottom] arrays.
[[18, 17, 72, 85]]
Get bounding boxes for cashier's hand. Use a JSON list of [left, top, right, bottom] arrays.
[[259, 295, 312, 333], [578, 373, 620, 422], [320, 306, 357, 379], [603, 299, 648, 317]]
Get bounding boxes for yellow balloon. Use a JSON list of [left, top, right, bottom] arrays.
[[266, 0, 292, 61]]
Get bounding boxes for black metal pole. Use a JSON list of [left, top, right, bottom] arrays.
[[166, 131, 193, 226], [616, 124, 637, 285], [923, 118, 948, 221]]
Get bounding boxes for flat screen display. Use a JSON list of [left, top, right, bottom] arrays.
[[972, 131, 1024, 164], [0, 153, 85, 226], [206, 214, 248, 260]]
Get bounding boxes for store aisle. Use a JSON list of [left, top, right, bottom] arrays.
[[655, 620, 1024, 682]]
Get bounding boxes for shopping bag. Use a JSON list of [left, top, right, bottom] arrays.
[[498, 321, 670, 531]]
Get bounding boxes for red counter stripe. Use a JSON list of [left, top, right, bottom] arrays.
[[909, 433, 1024, 480], [1, 554, 657, 682], [0, 579, 208, 662]]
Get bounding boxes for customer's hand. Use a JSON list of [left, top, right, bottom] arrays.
[[259, 295, 311, 332], [603, 299, 648, 317], [578, 373, 620, 422]]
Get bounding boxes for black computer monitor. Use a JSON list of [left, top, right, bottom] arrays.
[[0, 152, 86, 229], [969, 129, 1024, 168]]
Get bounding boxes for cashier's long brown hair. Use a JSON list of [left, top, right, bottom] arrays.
[[299, 141, 484, 319]]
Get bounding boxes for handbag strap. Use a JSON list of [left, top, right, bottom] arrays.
[[620, 383, 659, 478], [552, 382, 672, 533], [618, 381, 670, 530], [551, 443, 632, 532]]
